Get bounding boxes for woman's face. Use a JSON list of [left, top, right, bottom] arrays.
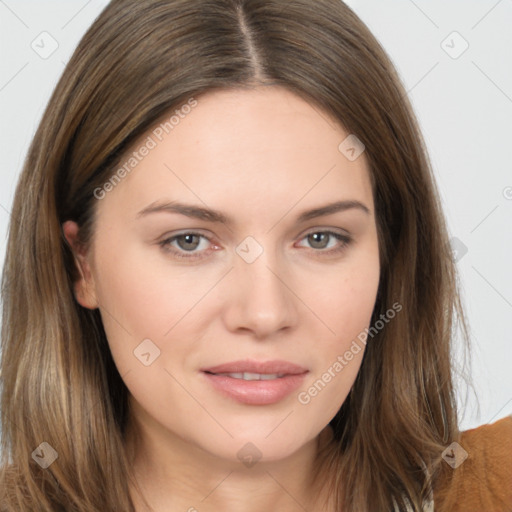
[[65, 86, 380, 464]]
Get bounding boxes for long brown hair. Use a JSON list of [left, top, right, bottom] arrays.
[[0, 0, 473, 510]]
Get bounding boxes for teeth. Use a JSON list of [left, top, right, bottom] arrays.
[[216, 372, 285, 380]]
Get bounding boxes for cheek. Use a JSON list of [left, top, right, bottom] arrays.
[[91, 237, 204, 371], [297, 262, 379, 424], [310, 250, 380, 348], [299, 243, 379, 391]]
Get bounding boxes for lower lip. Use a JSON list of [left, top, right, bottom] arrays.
[[202, 371, 308, 405]]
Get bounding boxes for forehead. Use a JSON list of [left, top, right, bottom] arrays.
[[97, 86, 374, 224]]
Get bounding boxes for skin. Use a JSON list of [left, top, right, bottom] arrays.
[[63, 86, 380, 512]]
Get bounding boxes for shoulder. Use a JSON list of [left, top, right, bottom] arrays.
[[433, 415, 512, 512]]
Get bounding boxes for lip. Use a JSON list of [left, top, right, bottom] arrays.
[[202, 372, 308, 405], [200, 359, 309, 406], [201, 359, 308, 375]]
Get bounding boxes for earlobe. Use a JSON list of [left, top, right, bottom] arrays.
[[62, 220, 99, 310]]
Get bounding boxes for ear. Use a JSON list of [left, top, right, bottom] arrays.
[[62, 220, 99, 309]]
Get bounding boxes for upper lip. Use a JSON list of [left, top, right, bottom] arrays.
[[201, 359, 309, 375]]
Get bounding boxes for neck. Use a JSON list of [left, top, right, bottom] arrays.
[[125, 413, 336, 512]]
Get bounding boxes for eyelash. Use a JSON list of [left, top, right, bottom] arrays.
[[158, 229, 352, 261]]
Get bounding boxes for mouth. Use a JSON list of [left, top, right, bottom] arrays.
[[203, 371, 290, 380], [201, 359, 308, 376], [200, 359, 309, 405]]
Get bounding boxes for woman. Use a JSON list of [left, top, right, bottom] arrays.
[[1, 0, 510, 511]]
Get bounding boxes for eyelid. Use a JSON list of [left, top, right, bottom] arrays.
[[298, 225, 351, 238]]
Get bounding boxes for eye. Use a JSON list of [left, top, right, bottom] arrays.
[[158, 229, 352, 261], [159, 232, 215, 260], [296, 229, 352, 255]]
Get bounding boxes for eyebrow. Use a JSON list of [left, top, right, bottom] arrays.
[[136, 199, 370, 225]]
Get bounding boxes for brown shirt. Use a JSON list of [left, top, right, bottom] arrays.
[[434, 415, 512, 512]]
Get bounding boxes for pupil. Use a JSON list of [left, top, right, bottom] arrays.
[[310, 233, 327, 249], [180, 234, 199, 250]]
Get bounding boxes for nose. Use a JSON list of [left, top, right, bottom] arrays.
[[222, 244, 299, 339]]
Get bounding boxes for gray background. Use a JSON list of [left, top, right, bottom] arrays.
[[1, 0, 511, 431]]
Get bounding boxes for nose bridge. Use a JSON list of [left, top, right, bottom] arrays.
[[225, 234, 297, 334], [236, 235, 287, 302]]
